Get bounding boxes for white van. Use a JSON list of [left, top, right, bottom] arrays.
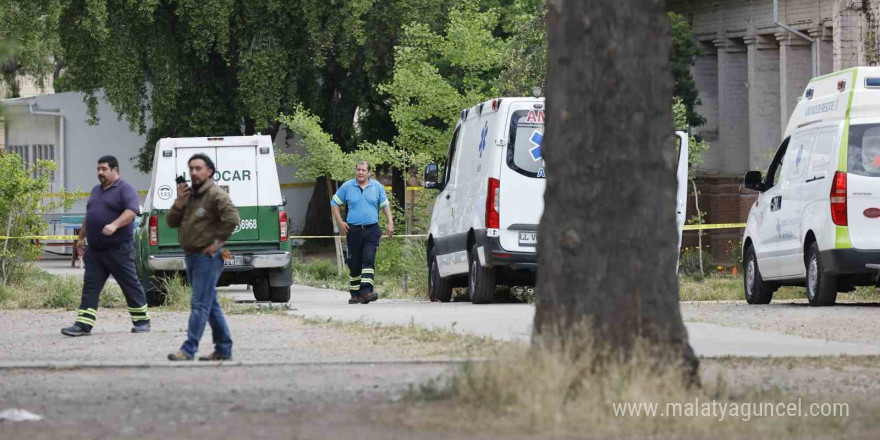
[[136, 135, 293, 304], [742, 67, 880, 306], [424, 97, 690, 303]]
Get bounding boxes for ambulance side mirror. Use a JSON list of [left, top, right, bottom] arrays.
[[424, 163, 444, 190], [281, 195, 287, 206], [743, 171, 764, 192]]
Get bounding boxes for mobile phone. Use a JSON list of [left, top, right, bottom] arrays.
[[175, 175, 187, 186]]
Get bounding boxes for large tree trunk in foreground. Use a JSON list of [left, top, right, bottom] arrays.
[[534, 0, 698, 378]]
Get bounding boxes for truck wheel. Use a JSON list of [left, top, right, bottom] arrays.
[[743, 245, 775, 304], [806, 242, 837, 306], [252, 278, 270, 302], [428, 252, 453, 302], [468, 244, 496, 304], [269, 286, 291, 303], [142, 272, 167, 307]]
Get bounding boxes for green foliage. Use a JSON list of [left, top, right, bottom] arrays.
[[277, 106, 412, 181], [0, 0, 63, 98], [669, 12, 704, 128], [0, 265, 125, 310], [497, 0, 546, 96], [380, 0, 509, 162], [0, 154, 76, 286], [674, 98, 710, 177], [678, 246, 714, 277], [304, 259, 337, 281]]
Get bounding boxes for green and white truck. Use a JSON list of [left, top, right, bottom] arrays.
[[135, 135, 292, 305]]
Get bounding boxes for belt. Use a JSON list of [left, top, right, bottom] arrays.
[[349, 223, 378, 229]]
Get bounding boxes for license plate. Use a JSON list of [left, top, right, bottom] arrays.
[[518, 231, 537, 246], [224, 256, 243, 266]]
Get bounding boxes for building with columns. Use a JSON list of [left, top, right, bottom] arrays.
[[668, 0, 879, 261]]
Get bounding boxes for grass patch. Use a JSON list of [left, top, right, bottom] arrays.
[[225, 304, 291, 315], [398, 341, 870, 439], [298, 316, 507, 358], [679, 274, 880, 302], [0, 264, 126, 310], [0, 265, 276, 313]]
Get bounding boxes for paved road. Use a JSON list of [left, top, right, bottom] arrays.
[[37, 256, 880, 358]]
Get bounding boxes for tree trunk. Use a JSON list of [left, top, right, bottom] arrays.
[[392, 166, 406, 213], [300, 175, 335, 237], [534, 0, 698, 380]]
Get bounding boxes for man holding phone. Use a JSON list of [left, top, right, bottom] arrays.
[[166, 154, 240, 361], [62, 156, 151, 336]]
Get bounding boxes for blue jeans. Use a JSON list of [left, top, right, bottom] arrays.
[[180, 252, 233, 358]]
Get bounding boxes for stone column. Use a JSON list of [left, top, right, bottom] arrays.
[[746, 34, 781, 173], [715, 37, 750, 175], [811, 27, 835, 76], [778, 33, 813, 135]]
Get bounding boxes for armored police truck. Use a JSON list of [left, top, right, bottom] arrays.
[[135, 135, 292, 305]]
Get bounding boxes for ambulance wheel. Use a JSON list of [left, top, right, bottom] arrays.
[[743, 245, 775, 304], [806, 242, 837, 306], [428, 252, 453, 302], [269, 286, 291, 303], [252, 278, 270, 302], [469, 244, 496, 304]]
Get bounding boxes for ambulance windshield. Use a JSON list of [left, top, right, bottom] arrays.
[[507, 109, 546, 178]]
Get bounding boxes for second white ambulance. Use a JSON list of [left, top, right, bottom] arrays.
[[742, 67, 880, 306]]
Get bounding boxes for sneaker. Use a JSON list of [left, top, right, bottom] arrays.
[[131, 323, 151, 333], [359, 292, 378, 304], [167, 351, 193, 361], [61, 324, 91, 337], [198, 352, 232, 361]]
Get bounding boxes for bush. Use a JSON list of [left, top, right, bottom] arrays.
[[678, 246, 713, 277], [305, 260, 337, 280], [0, 154, 76, 286]]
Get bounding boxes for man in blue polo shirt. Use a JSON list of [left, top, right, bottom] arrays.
[[61, 156, 151, 336], [331, 161, 394, 304]]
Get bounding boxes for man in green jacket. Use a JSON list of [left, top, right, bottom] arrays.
[[167, 153, 240, 361]]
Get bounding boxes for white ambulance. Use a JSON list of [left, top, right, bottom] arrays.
[[742, 67, 880, 306], [424, 97, 690, 304], [136, 135, 293, 304]]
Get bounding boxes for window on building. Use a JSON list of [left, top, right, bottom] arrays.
[[5, 144, 57, 181]]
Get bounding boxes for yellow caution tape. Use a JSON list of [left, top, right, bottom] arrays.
[[683, 223, 746, 231], [2, 225, 745, 241], [0, 235, 79, 240]]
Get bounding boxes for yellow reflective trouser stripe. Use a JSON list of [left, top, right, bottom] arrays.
[[79, 308, 97, 315], [128, 305, 148, 312], [362, 278, 374, 285], [332, 195, 343, 205], [76, 317, 95, 326], [131, 316, 150, 322], [361, 268, 374, 274], [349, 277, 361, 281]]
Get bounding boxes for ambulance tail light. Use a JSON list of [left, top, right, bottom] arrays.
[[831, 171, 848, 226], [149, 215, 159, 246], [279, 211, 289, 242], [486, 178, 500, 229]]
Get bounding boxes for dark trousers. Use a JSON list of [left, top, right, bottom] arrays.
[[346, 224, 381, 298], [76, 242, 150, 331]]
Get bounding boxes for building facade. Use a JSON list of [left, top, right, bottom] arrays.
[[668, 0, 880, 261]]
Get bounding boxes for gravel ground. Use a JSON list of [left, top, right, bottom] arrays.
[[0, 309, 487, 365], [2, 305, 879, 439], [680, 300, 880, 345], [0, 310, 473, 439]]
